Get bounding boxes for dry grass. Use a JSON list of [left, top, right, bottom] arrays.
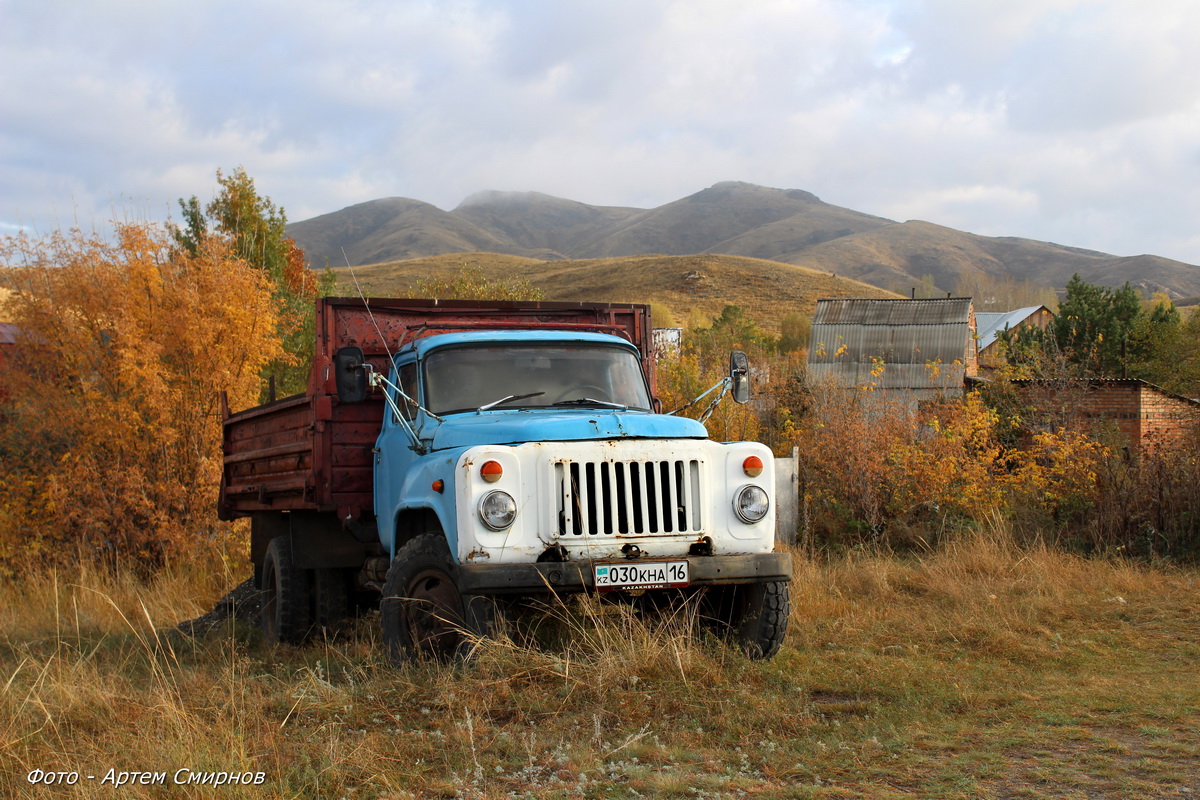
[[332, 252, 897, 336], [2, 527, 1198, 798]]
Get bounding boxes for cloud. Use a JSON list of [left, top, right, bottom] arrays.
[[1, 0, 1199, 265]]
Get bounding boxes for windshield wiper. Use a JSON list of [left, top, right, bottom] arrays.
[[477, 391, 545, 412], [550, 397, 627, 409]]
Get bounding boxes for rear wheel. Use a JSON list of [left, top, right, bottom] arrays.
[[381, 535, 496, 664], [701, 580, 790, 659], [261, 536, 312, 645], [313, 567, 352, 636]]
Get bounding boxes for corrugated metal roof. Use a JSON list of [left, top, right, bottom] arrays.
[[808, 361, 966, 390], [807, 298, 974, 392], [812, 297, 973, 326], [809, 322, 970, 364], [975, 306, 1044, 351]]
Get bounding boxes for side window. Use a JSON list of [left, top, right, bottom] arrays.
[[394, 362, 419, 421]]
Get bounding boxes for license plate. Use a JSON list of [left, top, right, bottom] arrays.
[[593, 560, 689, 591]]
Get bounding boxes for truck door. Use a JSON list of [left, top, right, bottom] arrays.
[[373, 359, 421, 554]]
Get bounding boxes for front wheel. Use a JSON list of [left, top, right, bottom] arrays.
[[381, 535, 496, 664], [701, 580, 791, 659]]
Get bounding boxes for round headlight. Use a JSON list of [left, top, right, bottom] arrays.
[[479, 491, 517, 530], [734, 485, 770, 523]]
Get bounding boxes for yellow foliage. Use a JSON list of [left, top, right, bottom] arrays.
[[0, 223, 284, 572], [781, 375, 1110, 549], [884, 393, 1006, 520], [656, 350, 761, 443], [1002, 428, 1109, 530]]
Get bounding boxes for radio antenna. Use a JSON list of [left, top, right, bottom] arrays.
[[344, 248, 395, 366], [341, 249, 439, 427]]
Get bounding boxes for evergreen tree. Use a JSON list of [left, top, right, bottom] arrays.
[[177, 168, 333, 396], [1127, 296, 1200, 396], [1051, 273, 1142, 377]]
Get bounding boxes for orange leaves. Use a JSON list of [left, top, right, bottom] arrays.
[[282, 237, 317, 298], [782, 382, 1111, 549], [0, 222, 283, 571]]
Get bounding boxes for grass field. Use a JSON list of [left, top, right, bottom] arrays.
[[2, 530, 1198, 799], [331, 252, 897, 335]]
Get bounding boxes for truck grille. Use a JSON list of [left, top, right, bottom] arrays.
[[554, 459, 704, 537]]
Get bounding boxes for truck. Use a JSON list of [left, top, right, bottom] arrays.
[[218, 297, 792, 661]]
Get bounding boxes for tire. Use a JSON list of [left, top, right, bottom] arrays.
[[701, 580, 791, 659], [313, 567, 352, 636], [261, 535, 313, 645], [381, 534, 494, 664]]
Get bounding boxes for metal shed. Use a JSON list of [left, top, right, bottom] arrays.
[[806, 298, 977, 399], [974, 306, 1054, 367], [0, 322, 18, 364]]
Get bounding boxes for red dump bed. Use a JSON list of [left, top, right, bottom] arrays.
[[218, 297, 653, 522]]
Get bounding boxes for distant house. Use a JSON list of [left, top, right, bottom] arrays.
[[974, 306, 1054, 368], [0, 322, 18, 404], [1007, 378, 1200, 452], [804, 297, 1198, 449], [652, 327, 682, 357], [0, 322, 17, 368], [806, 298, 978, 403]]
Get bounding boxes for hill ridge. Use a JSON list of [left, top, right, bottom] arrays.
[[289, 182, 1200, 298], [331, 252, 898, 334]]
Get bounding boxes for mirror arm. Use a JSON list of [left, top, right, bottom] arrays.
[[697, 378, 732, 424], [365, 369, 425, 453], [664, 377, 727, 417]]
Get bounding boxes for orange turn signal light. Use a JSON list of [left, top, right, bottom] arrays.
[[481, 460, 503, 483], [742, 455, 764, 478], [432, 479, 445, 494]]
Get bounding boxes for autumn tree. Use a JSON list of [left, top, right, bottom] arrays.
[[177, 167, 332, 396], [778, 311, 811, 353], [655, 306, 771, 444], [954, 272, 1058, 312], [1124, 294, 1200, 397], [685, 305, 775, 364], [0, 223, 284, 572]]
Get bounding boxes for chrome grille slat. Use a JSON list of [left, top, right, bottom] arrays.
[[556, 458, 703, 537]]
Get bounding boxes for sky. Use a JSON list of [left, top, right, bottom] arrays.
[[4, 0, 1200, 265]]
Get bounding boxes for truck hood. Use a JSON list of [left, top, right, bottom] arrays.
[[424, 409, 708, 451]]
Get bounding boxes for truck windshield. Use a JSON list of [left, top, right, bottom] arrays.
[[423, 344, 652, 415]]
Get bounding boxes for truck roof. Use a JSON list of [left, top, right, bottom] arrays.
[[312, 296, 657, 400], [405, 329, 642, 358]]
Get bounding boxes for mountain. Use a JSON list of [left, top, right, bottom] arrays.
[[289, 182, 1200, 298], [453, 191, 640, 257]]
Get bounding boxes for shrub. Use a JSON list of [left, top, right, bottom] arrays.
[[0, 223, 283, 573]]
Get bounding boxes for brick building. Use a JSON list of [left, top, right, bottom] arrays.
[[1008, 378, 1200, 451]]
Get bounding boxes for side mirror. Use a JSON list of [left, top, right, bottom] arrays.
[[334, 346, 368, 404], [729, 351, 750, 404]]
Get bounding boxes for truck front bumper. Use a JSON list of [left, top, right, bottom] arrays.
[[457, 552, 792, 595]]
